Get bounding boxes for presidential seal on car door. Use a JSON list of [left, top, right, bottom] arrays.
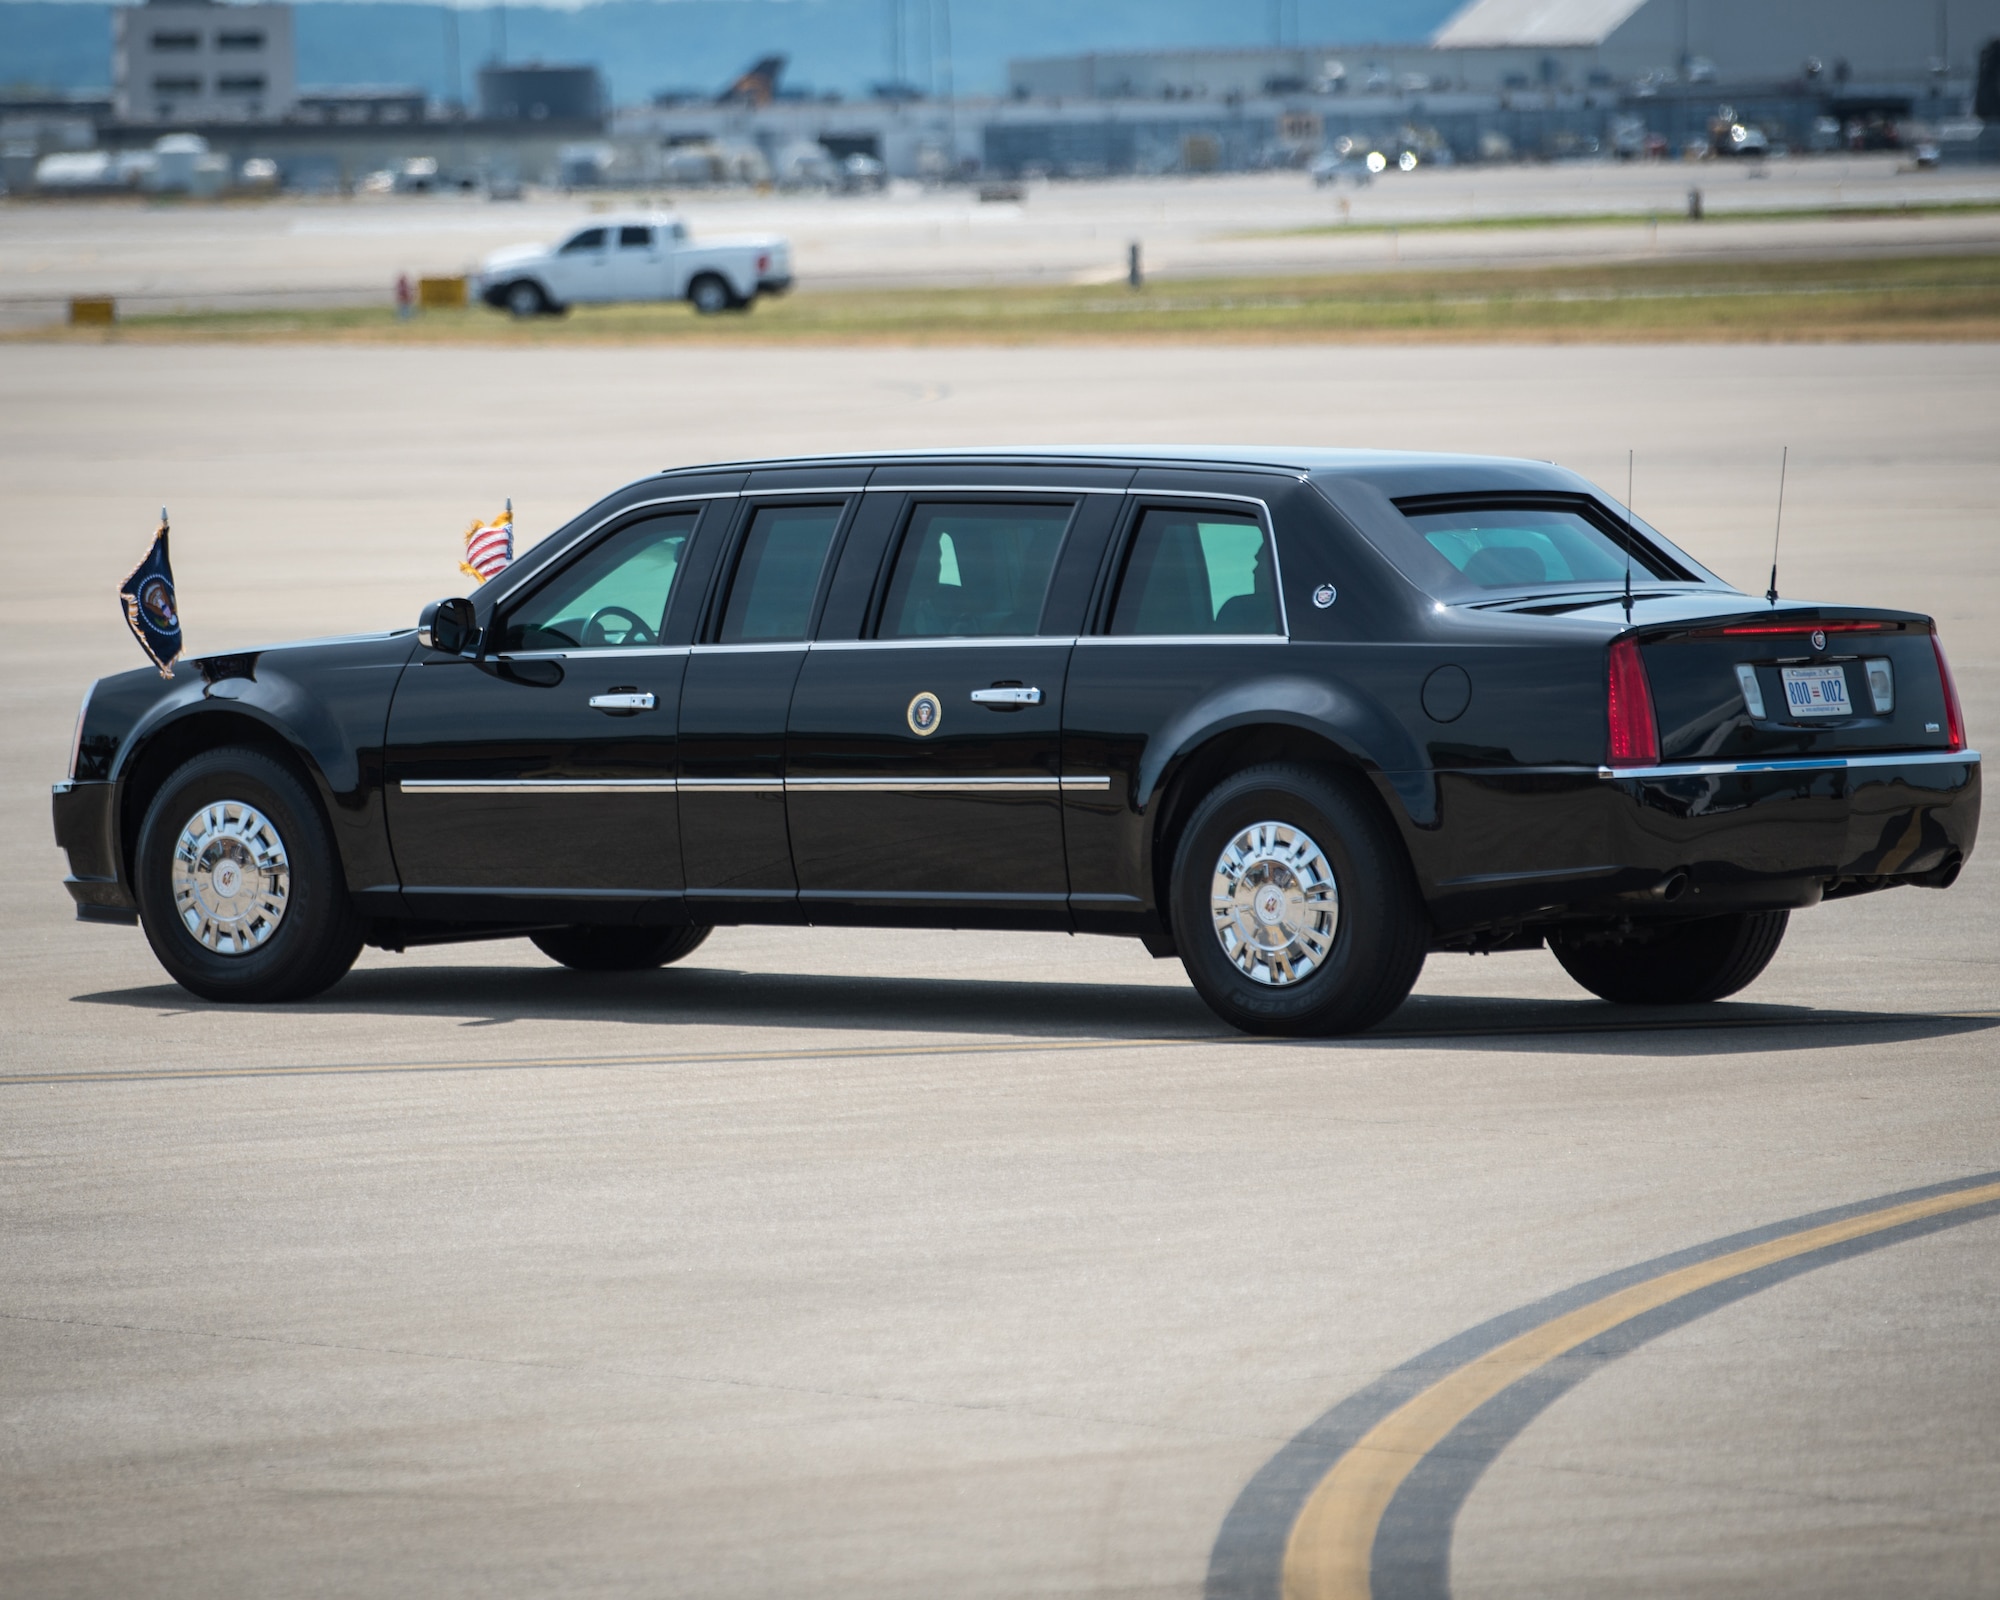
[[907, 691, 942, 736]]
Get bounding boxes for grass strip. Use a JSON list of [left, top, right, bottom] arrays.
[[16, 252, 2000, 346]]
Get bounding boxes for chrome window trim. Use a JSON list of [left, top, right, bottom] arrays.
[[808, 636, 1073, 652], [679, 777, 785, 792], [688, 641, 812, 655], [1596, 750, 1980, 781], [862, 483, 1123, 495], [493, 646, 693, 662]]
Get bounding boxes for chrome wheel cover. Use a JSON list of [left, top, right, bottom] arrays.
[[1210, 820, 1339, 986], [170, 800, 291, 955]]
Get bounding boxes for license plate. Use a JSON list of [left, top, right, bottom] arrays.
[[1780, 665, 1852, 718]]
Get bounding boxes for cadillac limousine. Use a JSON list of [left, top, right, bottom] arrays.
[[51, 448, 1981, 1034]]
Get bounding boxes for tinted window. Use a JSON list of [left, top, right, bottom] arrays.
[[877, 504, 1072, 639], [1402, 506, 1671, 589], [1108, 510, 1280, 636], [559, 228, 607, 255], [717, 505, 843, 643], [618, 225, 652, 249], [496, 513, 695, 651]]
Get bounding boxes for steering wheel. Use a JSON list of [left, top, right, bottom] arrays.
[[581, 604, 656, 648]]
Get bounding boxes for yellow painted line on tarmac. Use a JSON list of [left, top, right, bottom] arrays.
[[1280, 1176, 2000, 1600]]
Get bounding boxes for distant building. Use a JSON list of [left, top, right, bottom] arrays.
[[293, 87, 429, 127], [113, 0, 296, 124], [1011, 0, 2000, 101], [477, 65, 606, 126], [1433, 0, 1996, 84]]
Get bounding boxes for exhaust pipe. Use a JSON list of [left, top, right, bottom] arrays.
[[1650, 870, 1690, 902]]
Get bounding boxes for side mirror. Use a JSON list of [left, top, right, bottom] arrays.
[[418, 596, 480, 655]]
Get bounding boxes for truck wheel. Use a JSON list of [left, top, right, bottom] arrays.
[[531, 925, 713, 972], [1169, 763, 1427, 1036], [1550, 912, 1788, 1005], [134, 746, 364, 1003], [688, 274, 735, 315], [504, 280, 550, 318]]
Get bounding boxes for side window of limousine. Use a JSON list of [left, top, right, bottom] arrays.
[[493, 511, 697, 652], [876, 503, 1073, 639], [1108, 508, 1282, 637], [717, 503, 844, 643]]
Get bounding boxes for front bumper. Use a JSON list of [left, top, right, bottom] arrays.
[[52, 779, 137, 922], [1419, 750, 1982, 934]]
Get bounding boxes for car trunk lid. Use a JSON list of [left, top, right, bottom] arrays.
[[1628, 604, 1960, 763]]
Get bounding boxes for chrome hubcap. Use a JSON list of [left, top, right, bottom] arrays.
[[1210, 820, 1339, 986], [170, 800, 290, 955]]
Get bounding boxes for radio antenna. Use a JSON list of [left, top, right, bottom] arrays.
[[1765, 446, 1788, 605], [1621, 449, 1635, 622]]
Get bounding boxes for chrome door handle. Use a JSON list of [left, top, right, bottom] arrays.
[[969, 686, 1042, 706], [589, 692, 656, 711]]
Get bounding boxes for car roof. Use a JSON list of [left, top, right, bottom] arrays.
[[655, 445, 1584, 494], [567, 213, 680, 230]]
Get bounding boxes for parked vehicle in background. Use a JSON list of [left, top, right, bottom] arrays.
[[1310, 147, 1378, 186], [1711, 116, 1771, 157], [840, 153, 888, 192], [472, 212, 793, 317]]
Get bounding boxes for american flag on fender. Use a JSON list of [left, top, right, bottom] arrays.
[[459, 501, 513, 584]]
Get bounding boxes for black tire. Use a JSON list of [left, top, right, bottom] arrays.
[[1169, 763, 1427, 1036], [1549, 911, 1789, 1005], [504, 279, 550, 318], [530, 924, 713, 972], [133, 746, 364, 1003], [688, 274, 735, 315]]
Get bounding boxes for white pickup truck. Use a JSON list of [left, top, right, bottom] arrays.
[[473, 212, 793, 317]]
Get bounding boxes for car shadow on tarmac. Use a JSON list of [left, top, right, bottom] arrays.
[[72, 965, 2000, 1057]]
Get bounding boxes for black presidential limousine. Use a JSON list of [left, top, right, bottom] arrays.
[[52, 448, 1981, 1034]]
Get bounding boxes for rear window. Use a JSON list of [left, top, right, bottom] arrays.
[[1392, 498, 1688, 595]]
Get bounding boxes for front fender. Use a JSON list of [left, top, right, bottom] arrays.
[[115, 664, 360, 794], [111, 640, 409, 895]]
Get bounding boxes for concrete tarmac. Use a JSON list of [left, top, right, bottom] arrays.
[[1, 342, 1995, 1597]]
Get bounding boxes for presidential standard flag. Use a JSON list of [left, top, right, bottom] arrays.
[[461, 501, 514, 584], [119, 509, 182, 678]]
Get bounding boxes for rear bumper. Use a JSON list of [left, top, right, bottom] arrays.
[[757, 275, 793, 295], [52, 779, 138, 921], [1419, 750, 1981, 934]]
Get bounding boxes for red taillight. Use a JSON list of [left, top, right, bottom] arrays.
[[1931, 630, 1966, 752], [1696, 619, 1897, 638], [1607, 637, 1659, 766], [757, 253, 770, 273]]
